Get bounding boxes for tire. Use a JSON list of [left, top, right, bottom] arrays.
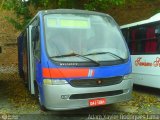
[[34, 81, 47, 111], [40, 105, 47, 111]]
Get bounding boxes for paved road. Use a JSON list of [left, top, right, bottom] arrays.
[[0, 73, 160, 120]]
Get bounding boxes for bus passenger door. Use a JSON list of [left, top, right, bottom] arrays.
[[32, 26, 41, 87], [27, 25, 35, 94], [31, 25, 41, 95]]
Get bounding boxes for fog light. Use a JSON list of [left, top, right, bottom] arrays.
[[52, 80, 68, 85], [123, 74, 132, 80], [61, 95, 70, 99]]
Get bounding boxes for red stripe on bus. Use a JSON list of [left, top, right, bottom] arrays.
[[43, 68, 90, 78]]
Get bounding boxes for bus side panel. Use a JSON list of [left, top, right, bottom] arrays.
[[132, 73, 160, 88], [17, 34, 24, 78], [132, 55, 160, 75], [131, 55, 160, 88], [36, 59, 45, 104], [36, 14, 47, 105]]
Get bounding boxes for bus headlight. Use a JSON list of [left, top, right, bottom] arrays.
[[43, 79, 68, 85], [123, 75, 132, 80]]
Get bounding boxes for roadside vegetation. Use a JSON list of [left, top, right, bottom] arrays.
[[0, 0, 126, 30]]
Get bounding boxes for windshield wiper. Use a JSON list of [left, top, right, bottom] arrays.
[[84, 52, 125, 62], [50, 53, 101, 66]]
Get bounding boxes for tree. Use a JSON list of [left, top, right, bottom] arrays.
[[84, 0, 125, 11], [0, 0, 5, 10], [2, 0, 125, 30]]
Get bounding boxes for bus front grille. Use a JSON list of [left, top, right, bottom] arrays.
[[69, 76, 123, 87], [69, 90, 123, 99]]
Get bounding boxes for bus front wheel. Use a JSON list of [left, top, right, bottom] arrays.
[[34, 81, 47, 111]]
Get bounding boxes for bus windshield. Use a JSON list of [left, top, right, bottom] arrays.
[[44, 14, 128, 62]]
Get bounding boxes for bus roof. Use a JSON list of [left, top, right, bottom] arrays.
[[121, 13, 160, 29], [39, 9, 109, 16], [25, 9, 110, 30], [21, 9, 113, 36]]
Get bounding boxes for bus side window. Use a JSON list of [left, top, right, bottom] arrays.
[[155, 25, 160, 52], [130, 29, 137, 54], [137, 27, 146, 53], [32, 26, 40, 60], [131, 27, 147, 54], [122, 29, 132, 53], [145, 26, 156, 53]]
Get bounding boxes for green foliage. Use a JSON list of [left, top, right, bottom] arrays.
[[58, 0, 76, 8], [2, 0, 31, 30], [2, 0, 125, 30], [5, 17, 23, 30], [31, 0, 78, 9], [152, 9, 160, 15], [84, 0, 125, 11], [2, 0, 15, 10], [31, 0, 50, 8]]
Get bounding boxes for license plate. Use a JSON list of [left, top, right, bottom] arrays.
[[88, 98, 106, 107]]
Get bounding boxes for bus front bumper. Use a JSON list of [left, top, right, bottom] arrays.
[[42, 79, 133, 110]]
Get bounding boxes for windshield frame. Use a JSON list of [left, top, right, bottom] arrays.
[[42, 12, 129, 67]]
